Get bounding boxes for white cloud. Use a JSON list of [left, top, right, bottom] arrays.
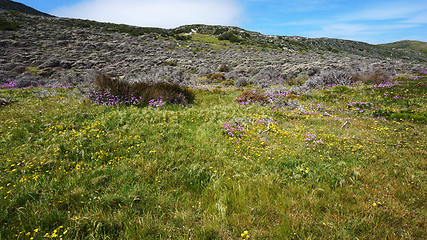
[[51, 0, 242, 28]]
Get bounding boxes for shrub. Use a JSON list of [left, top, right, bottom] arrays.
[[218, 64, 231, 73], [218, 32, 242, 43], [331, 85, 351, 93], [165, 61, 177, 67], [0, 17, 20, 31], [208, 73, 226, 82], [90, 73, 194, 107], [303, 70, 353, 89], [235, 90, 270, 105], [287, 76, 307, 86], [235, 77, 248, 88], [356, 70, 391, 84], [174, 35, 192, 41], [220, 79, 235, 86]]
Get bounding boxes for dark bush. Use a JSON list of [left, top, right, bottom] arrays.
[[208, 73, 226, 82], [356, 70, 391, 84], [173, 35, 192, 41], [235, 90, 270, 105], [218, 32, 242, 43], [218, 64, 231, 73], [91, 73, 194, 107], [0, 17, 20, 31]]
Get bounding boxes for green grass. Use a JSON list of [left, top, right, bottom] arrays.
[[0, 75, 426, 239]]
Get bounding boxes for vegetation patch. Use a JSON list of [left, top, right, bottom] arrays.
[[0, 17, 20, 31], [90, 73, 194, 107], [0, 72, 425, 239]]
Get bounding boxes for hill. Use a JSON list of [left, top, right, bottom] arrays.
[[0, 9, 425, 90], [0, 0, 52, 17], [380, 40, 427, 57]]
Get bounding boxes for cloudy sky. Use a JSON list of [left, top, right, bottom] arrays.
[[15, 0, 427, 44]]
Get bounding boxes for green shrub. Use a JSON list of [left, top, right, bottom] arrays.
[[165, 61, 178, 66], [331, 85, 351, 93], [209, 73, 226, 82], [174, 35, 192, 41], [221, 79, 235, 86], [218, 32, 242, 43], [218, 64, 231, 72], [0, 17, 20, 31]]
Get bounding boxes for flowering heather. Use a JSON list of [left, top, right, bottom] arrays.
[[348, 102, 376, 113], [148, 93, 190, 108], [222, 121, 245, 138], [0, 80, 16, 88], [88, 91, 141, 106], [304, 133, 324, 149], [266, 91, 295, 102], [148, 98, 165, 108], [370, 82, 400, 89]]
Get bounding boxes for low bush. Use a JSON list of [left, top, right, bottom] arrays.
[[208, 73, 226, 82], [174, 35, 192, 41], [218, 32, 242, 43], [235, 77, 248, 88], [353, 70, 391, 84], [220, 79, 234, 86], [218, 64, 231, 73], [235, 90, 270, 105], [90, 73, 194, 107], [303, 70, 353, 89], [0, 17, 20, 31]]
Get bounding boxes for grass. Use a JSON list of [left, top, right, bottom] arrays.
[[0, 74, 426, 239]]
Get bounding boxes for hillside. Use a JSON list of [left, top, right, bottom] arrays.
[[0, 6, 426, 90], [0, 0, 51, 17], [380, 40, 427, 57]]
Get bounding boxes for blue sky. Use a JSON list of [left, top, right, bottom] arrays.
[[14, 0, 427, 44]]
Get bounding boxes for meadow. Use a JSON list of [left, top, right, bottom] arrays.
[[0, 73, 426, 239]]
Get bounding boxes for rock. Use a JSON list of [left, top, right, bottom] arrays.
[[2, 63, 17, 71], [251, 66, 281, 86], [0, 70, 17, 83], [38, 58, 61, 69], [235, 77, 249, 87]]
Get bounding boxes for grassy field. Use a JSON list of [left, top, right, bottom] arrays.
[[0, 74, 426, 239]]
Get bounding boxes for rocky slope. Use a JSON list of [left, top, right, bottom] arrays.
[[0, 6, 426, 89], [379, 40, 427, 57]]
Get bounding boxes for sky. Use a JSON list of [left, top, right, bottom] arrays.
[[14, 0, 427, 44]]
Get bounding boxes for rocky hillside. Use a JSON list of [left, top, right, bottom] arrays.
[[0, 0, 51, 17], [0, 4, 426, 89], [379, 40, 427, 57]]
